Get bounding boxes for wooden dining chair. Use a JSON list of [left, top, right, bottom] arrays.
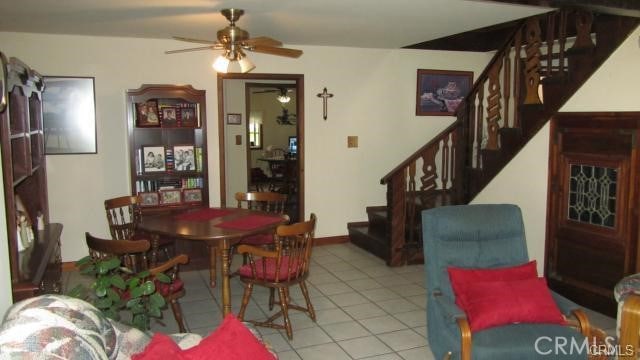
[[237, 213, 317, 340], [85, 232, 189, 333], [234, 191, 288, 255], [104, 195, 173, 264], [209, 191, 288, 286]]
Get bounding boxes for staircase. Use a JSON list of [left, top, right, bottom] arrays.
[[348, 8, 640, 266]]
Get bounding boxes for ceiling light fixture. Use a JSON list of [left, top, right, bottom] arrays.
[[276, 94, 291, 104], [212, 50, 255, 74], [212, 54, 230, 73]]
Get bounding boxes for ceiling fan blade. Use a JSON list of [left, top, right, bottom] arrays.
[[172, 36, 219, 45], [165, 45, 220, 54], [244, 36, 283, 47], [253, 89, 278, 94], [250, 46, 303, 58]]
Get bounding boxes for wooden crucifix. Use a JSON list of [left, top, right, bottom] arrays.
[[316, 87, 333, 120]]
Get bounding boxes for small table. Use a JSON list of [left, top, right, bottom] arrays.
[[138, 207, 288, 316]]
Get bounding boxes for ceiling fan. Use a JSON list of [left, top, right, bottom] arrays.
[[276, 108, 297, 126], [166, 8, 303, 73], [253, 87, 294, 103]]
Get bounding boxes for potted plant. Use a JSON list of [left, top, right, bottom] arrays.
[[68, 255, 171, 331]]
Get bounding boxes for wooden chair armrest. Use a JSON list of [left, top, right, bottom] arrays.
[[619, 293, 640, 360], [568, 308, 591, 337], [237, 244, 278, 258], [456, 317, 472, 360], [148, 254, 189, 275]]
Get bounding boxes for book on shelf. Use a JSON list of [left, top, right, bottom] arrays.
[[165, 148, 174, 171], [195, 147, 203, 171]]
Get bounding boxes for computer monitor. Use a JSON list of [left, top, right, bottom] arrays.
[[288, 136, 297, 155]]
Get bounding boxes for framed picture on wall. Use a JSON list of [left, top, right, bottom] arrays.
[[42, 76, 97, 154], [416, 69, 473, 116], [226, 113, 242, 125]]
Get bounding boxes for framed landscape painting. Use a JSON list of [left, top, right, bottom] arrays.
[[416, 69, 473, 116]]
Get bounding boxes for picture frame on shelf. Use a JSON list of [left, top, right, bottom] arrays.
[[142, 146, 166, 172], [173, 145, 196, 171], [42, 76, 97, 154], [226, 113, 241, 125], [416, 69, 473, 116], [138, 192, 159, 207], [136, 100, 161, 127], [183, 188, 202, 203], [159, 189, 182, 205], [181, 107, 197, 127], [161, 106, 178, 127]]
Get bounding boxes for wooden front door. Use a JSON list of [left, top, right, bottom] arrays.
[[546, 112, 640, 316]]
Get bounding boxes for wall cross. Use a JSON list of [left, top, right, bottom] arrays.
[[316, 87, 334, 120]]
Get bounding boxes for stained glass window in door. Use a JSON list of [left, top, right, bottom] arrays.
[[568, 164, 617, 228]]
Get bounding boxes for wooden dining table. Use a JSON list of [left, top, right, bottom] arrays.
[[137, 207, 288, 316]]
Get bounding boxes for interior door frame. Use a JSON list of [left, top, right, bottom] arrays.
[[217, 73, 304, 222]]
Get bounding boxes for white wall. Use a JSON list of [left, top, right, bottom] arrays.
[[473, 27, 640, 274], [0, 31, 491, 262], [0, 155, 12, 315]]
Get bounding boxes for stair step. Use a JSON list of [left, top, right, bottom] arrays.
[[347, 223, 388, 262], [366, 206, 388, 234]]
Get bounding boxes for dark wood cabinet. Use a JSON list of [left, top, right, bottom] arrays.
[[0, 53, 63, 302], [546, 112, 640, 316], [126, 84, 209, 213]]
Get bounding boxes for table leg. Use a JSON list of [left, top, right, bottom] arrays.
[[208, 245, 217, 288], [220, 239, 232, 316], [149, 234, 159, 267]]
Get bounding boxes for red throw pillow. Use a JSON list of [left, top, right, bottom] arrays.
[[132, 333, 184, 360], [133, 314, 275, 360], [448, 260, 538, 308], [462, 277, 565, 332], [183, 314, 276, 360]]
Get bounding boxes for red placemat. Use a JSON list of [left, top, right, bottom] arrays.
[[174, 208, 234, 221], [216, 215, 282, 230]]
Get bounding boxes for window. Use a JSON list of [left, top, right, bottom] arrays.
[[249, 111, 263, 149]]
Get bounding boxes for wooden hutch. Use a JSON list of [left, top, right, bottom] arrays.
[[0, 53, 63, 302]]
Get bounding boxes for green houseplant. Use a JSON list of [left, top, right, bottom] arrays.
[[69, 255, 171, 331]]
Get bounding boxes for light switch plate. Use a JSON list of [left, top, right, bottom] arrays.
[[347, 136, 358, 148], [235, 135, 242, 145]]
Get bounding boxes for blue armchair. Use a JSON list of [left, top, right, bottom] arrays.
[[422, 204, 591, 360]]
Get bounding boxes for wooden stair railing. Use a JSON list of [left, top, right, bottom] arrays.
[[370, 8, 640, 266]]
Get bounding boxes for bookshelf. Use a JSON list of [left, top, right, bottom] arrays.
[[0, 53, 63, 302], [126, 84, 208, 212]]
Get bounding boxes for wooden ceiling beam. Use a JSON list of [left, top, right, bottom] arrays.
[[477, 0, 640, 17]]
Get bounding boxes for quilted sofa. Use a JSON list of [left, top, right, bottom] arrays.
[[0, 294, 276, 359]]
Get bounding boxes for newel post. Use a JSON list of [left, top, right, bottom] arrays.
[[386, 171, 406, 266]]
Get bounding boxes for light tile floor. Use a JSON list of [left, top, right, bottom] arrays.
[[63, 243, 616, 360]]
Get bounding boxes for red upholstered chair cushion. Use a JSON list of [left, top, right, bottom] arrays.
[[133, 314, 275, 360], [238, 255, 301, 281], [240, 233, 274, 246], [461, 277, 566, 332], [155, 278, 184, 297], [448, 260, 538, 308]]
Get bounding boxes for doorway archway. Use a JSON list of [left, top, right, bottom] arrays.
[[217, 73, 304, 222]]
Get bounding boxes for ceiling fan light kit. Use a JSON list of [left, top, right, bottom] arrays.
[[167, 8, 303, 74]]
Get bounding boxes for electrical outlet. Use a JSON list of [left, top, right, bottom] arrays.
[[347, 136, 358, 148]]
